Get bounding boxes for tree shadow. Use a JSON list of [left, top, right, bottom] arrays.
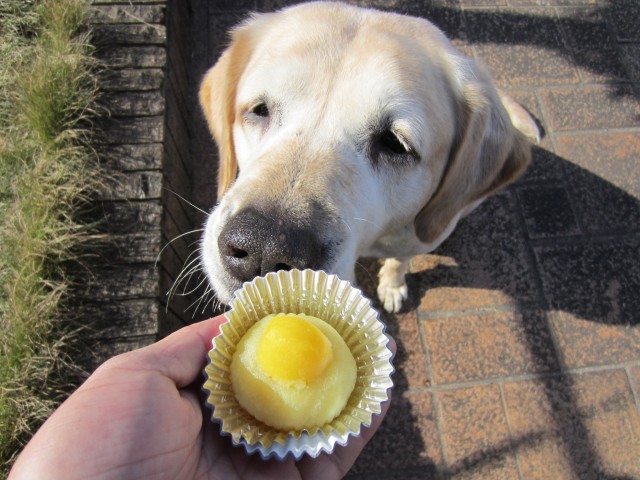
[[191, 1, 640, 478], [368, 0, 639, 105], [403, 146, 640, 326], [346, 144, 640, 477], [346, 268, 439, 478], [380, 146, 639, 478]]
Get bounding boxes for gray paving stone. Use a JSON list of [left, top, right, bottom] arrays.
[[555, 132, 640, 235], [539, 85, 640, 131], [534, 237, 640, 326], [517, 185, 582, 239]]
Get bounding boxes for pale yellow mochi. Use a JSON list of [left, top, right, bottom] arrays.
[[230, 313, 357, 431]]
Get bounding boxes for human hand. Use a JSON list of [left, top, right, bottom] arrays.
[[10, 314, 393, 479]]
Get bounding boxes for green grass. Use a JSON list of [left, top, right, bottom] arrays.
[[0, 0, 98, 473]]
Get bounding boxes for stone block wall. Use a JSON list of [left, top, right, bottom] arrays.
[[81, 0, 214, 370]]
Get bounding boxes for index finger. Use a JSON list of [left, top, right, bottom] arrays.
[[132, 314, 228, 388]]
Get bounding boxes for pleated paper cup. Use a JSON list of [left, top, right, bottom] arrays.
[[202, 269, 394, 460]]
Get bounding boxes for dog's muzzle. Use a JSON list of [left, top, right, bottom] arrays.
[[217, 207, 326, 283]]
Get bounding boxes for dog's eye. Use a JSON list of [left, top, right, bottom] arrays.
[[378, 130, 410, 155], [369, 128, 417, 167], [249, 102, 269, 118]]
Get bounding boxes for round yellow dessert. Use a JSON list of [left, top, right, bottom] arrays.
[[230, 312, 357, 431]]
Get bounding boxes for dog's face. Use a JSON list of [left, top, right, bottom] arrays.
[[199, 2, 532, 304]]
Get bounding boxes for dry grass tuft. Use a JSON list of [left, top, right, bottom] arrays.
[[0, 0, 100, 473]]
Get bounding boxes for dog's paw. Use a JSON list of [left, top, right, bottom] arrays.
[[377, 257, 410, 313], [377, 277, 408, 313]]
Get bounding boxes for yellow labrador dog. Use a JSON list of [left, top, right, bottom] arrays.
[[199, 2, 539, 312]]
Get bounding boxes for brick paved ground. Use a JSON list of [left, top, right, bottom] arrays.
[[90, 0, 640, 478], [193, 1, 640, 478], [338, 1, 640, 478]]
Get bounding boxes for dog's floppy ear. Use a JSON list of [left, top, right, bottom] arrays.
[[199, 23, 256, 201], [414, 62, 532, 245]]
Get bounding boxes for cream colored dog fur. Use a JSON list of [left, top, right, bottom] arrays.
[[198, 2, 539, 312]]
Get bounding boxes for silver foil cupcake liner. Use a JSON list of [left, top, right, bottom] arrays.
[[202, 269, 394, 460]]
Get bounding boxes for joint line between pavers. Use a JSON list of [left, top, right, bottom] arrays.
[[408, 360, 640, 394], [498, 383, 526, 480]]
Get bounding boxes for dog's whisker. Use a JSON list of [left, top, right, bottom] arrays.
[[179, 271, 205, 297], [176, 261, 203, 291], [184, 246, 203, 264], [192, 286, 213, 318], [162, 238, 221, 320], [195, 286, 219, 316], [206, 293, 225, 316], [178, 272, 209, 297], [163, 187, 209, 216], [355, 260, 377, 286], [336, 216, 353, 233], [188, 238, 204, 249], [166, 256, 202, 299], [155, 229, 205, 268], [175, 253, 202, 280], [166, 271, 208, 318], [186, 284, 213, 314], [353, 217, 384, 230], [170, 271, 202, 301], [200, 288, 216, 316], [185, 296, 204, 316]]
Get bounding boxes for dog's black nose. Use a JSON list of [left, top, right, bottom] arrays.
[[218, 207, 323, 283]]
